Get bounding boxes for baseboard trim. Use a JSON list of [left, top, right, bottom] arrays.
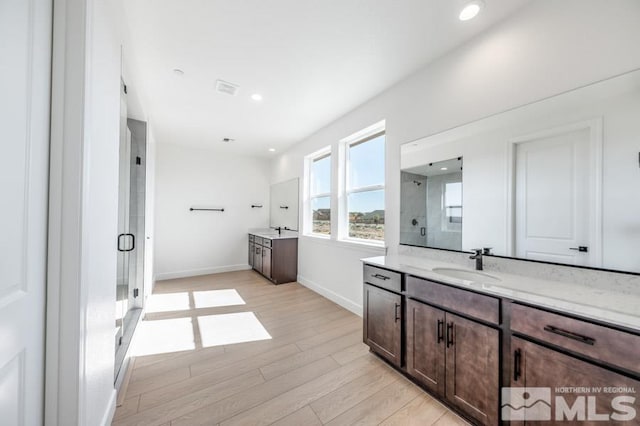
[[155, 264, 251, 281], [100, 389, 117, 426], [297, 275, 363, 317]]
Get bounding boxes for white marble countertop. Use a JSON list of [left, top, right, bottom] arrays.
[[362, 255, 640, 332], [249, 228, 299, 240]]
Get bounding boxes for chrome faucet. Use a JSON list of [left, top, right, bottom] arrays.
[[470, 248, 483, 271]]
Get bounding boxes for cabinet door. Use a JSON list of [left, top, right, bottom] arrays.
[[509, 336, 640, 425], [248, 242, 254, 267], [254, 245, 262, 273], [262, 247, 272, 279], [363, 284, 402, 367], [406, 299, 446, 397], [445, 313, 500, 425]]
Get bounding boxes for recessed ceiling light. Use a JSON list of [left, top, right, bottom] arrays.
[[268, 148, 276, 152], [251, 93, 263, 101], [459, 0, 483, 21], [440, 167, 448, 171], [173, 68, 185, 76]]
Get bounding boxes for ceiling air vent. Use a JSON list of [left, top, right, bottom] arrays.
[[216, 79, 239, 96]]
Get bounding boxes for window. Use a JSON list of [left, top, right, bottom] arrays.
[[306, 148, 332, 236], [342, 124, 385, 242], [444, 181, 463, 225]]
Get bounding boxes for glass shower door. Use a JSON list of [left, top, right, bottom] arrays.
[[115, 81, 146, 380], [115, 123, 133, 355]]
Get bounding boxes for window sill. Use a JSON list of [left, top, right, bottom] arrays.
[[301, 235, 387, 255], [303, 233, 331, 240]]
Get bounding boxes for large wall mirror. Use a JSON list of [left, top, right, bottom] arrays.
[[401, 69, 640, 274], [270, 178, 299, 231]]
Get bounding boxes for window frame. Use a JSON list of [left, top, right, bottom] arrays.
[[304, 146, 332, 238], [441, 178, 463, 232], [338, 121, 386, 245]]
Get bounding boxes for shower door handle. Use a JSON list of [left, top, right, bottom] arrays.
[[117, 234, 126, 252], [420, 227, 426, 236], [125, 233, 135, 251], [118, 233, 135, 252]]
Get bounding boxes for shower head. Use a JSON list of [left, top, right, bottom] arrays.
[[413, 180, 422, 186]]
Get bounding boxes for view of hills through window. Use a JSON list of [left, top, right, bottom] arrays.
[[347, 134, 385, 240], [311, 153, 331, 234], [311, 133, 385, 240]]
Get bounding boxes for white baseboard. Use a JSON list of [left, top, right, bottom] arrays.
[[155, 264, 251, 281], [297, 275, 363, 317], [100, 389, 117, 426]]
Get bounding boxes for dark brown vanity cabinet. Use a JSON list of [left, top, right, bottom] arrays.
[[406, 296, 500, 425], [363, 262, 640, 426], [362, 265, 403, 367], [445, 312, 500, 426], [509, 336, 640, 425], [249, 234, 297, 284], [364, 283, 402, 367], [248, 235, 255, 268], [406, 300, 446, 396], [508, 303, 640, 425]]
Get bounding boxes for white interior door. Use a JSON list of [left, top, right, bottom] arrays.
[[0, 0, 51, 424], [515, 126, 594, 266]]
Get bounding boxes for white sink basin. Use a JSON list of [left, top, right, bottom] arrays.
[[432, 267, 501, 282]]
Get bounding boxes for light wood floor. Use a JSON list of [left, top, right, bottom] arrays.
[[113, 270, 468, 426]]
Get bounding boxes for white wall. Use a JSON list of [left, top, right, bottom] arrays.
[[144, 127, 157, 300], [271, 0, 640, 315], [154, 143, 271, 280]]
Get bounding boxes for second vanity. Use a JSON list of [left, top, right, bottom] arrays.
[[362, 255, 640, 425], [249, 230, 298, 284]]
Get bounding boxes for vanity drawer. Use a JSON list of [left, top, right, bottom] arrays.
[[363, 265, 401, 293], [254, 236, 264, 246], [406, 276, 500, 325], [511, 303, 640, 373], [249, 234, 255, 242], [262, 238, 272, 248]]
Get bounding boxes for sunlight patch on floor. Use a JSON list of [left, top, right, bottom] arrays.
[[145, 292, 191, 313], [193, 289, 246, 309], [197, 312, 271, 347], [134, 317, 196, 356]]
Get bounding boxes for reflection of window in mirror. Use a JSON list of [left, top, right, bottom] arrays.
[[444, 182, 462, 230]]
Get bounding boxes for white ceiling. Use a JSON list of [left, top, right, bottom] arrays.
[[122, 0, 531, 156]]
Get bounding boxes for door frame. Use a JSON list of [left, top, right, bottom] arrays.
[[505, 118, 603, 267], [47, 0, 119, 424]]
